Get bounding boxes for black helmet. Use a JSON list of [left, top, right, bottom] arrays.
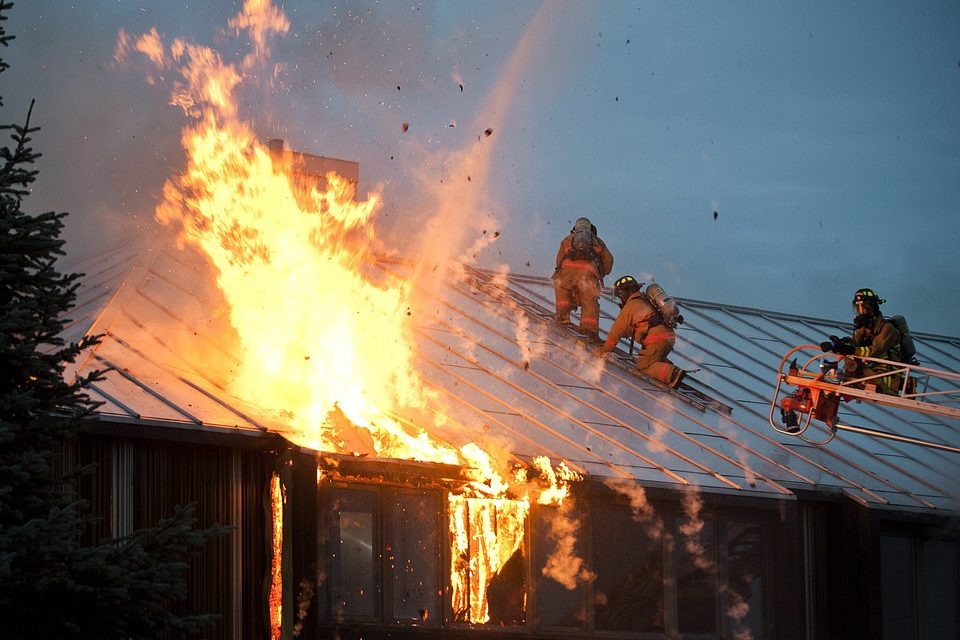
[[853, 288, 884, 316], [613, 275, 643, 307]]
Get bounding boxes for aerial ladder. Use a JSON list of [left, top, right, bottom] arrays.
[[769, 345, 960, 453]]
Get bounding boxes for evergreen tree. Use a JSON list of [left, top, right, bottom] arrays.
[[0, 4, 229, 637]]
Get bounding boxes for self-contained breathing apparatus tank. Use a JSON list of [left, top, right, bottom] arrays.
[[644, 283, 683, 328], [567, 217, 597, 262], [888, 314, 918, 364]]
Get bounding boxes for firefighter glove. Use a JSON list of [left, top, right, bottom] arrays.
[[836, 337, 855, 355], [823, 335, 854, 355]]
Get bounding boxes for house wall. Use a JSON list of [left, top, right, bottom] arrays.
[[308, 474, 960, 640], [797, 497, 960, 639], [873, 511, 960, 640], [71, 425, 284, 640], [309, 476, 803, 640], [66, 427, 959, 640]]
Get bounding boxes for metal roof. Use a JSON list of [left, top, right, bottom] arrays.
[[63, 243, 960, 513]]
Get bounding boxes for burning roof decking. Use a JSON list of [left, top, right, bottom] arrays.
[[64, 244, 960, 512]]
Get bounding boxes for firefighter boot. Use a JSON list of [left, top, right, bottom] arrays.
[[668, 368, 685, 389]]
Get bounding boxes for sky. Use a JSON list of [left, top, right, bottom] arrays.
[[3, 1, 959, 336]]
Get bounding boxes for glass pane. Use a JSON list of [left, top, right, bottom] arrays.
[[593, 504, 665, 632], [881, 535, 917, 640], [535, 505, 584, 628], [329, 488, 378, 619], [390, 492, 440, 624], [677, 517, 718, 634], [920, 540, 958, 640], [727, 522, 765, 637]]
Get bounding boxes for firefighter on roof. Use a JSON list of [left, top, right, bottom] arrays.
[[552, 217, 614, 343], [820, 288, 903, 394], [595, 275, 686, 388]]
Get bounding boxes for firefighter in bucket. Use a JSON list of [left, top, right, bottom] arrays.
[[819, 288, 912, 395], [552, 216, 614, 343]]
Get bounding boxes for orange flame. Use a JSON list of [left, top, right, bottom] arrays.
[[118, 1, 588, 624], [450, 495, 528, 623], [119, 2, 454, 460], [154, 116, 428, 453], [269, 472, 283, 639]]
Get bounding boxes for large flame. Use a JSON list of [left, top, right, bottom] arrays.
[[154, 113, 430, 454], [119, 2, 454, 460], [118, 0, 589, 625], [450, 495, 528, 623]]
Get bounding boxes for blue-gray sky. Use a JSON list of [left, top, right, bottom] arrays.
[[3, 1, 959, 336]]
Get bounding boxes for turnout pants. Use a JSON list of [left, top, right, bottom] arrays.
[[636, 333, 684, 388], [554, 266, 601, 335]]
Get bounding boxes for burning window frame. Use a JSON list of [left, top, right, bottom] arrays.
[[310, 467, 779, 637], [314, 455, 537, 630]]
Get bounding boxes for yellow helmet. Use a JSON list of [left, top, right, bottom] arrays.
[[853, 288, 884, 316], [613, 275, 642, 306]]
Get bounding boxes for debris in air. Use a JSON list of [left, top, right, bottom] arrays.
[[402, 122, 409, 132], [713, 210, 719, 220]]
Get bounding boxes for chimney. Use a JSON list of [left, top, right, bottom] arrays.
[[267, 138, 286, 157]]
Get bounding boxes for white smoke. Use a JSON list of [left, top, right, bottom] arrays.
[[540, 499, 597, 590], [602, 477, 665, 542]]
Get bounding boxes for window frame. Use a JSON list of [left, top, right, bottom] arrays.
[[319, 481, 445, 627], [880, 527, 960, 640], [531, 502, 589, 630], [317, 480, 779, 639], [383, 487, 445, 626], [582, 491, 776, 639]]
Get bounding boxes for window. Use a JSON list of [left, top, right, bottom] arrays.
[[328, 487, 379, 620], [676, 517, 719, 634], [920, 540, 959, 639], [534, 504, 585, 628], [320, 481, 775, 638], [449, 495, 527, 626], [592, 503, 665, 633], [881, 533, 960, 640], [323, 485, 442, 625], [388, 491, 441, 623], [726, 522, 766, 638], [589, 498, 770, 637]]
